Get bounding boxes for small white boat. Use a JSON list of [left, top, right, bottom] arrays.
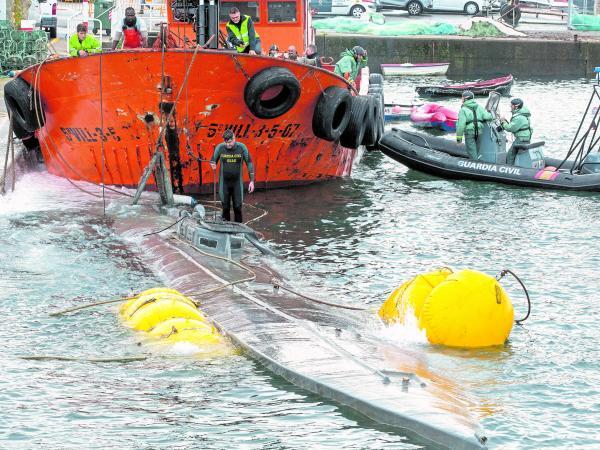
[[381, 62, 450, 76]]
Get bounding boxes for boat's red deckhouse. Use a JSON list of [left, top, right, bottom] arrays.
[[167, 0, 313, 54]]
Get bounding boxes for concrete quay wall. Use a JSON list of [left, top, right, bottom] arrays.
[[316, 33, 600, 78]]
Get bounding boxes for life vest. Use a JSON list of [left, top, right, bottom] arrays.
[[123, 27, 142, 48], [226, 15, 259, 53]]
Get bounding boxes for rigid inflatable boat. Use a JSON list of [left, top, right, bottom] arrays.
[[378, 91, 600, 192], [379, 129, 600, 191]]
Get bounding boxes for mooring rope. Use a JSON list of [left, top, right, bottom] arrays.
[[1, 113, 14, 194], [99, 47, 106, 214], [496, 268, 531, 324], [20, 355, 146, 363], [271, 277, 368, 311]]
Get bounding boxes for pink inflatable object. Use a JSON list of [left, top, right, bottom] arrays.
[[410, 103, 458, 132]]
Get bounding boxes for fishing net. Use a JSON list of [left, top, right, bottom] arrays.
[[459, 21, 504, 37], [570, 13, 600, 31], [0, 29, 49, 72], [312, 17, 458, 35]]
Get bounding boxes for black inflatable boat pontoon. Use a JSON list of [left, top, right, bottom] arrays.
[[379, 129, 600, 191]]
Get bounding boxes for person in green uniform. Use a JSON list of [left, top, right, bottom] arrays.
[[456, 90, 493, 160], [210, 130, 255, 223], [226, 7, 261, 55], [501, 98, 533, 165], [334, 46, 367, 88], [69, 23, 101, 57]]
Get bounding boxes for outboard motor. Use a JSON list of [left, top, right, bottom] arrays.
[[478, 92, 507, 164], [514, 142, 545, 169], [580, 152, 600, 174]]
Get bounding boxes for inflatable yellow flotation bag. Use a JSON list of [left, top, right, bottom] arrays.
[[378, 268, 453, 325], [125, 297, 207, 331], [117, 287, 227, 355], [148, 318, 222, 346], [119, 287, 190, 317], [380, 269, 514, 348]]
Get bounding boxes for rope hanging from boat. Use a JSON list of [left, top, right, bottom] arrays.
[[99, 46, 106, 214], [1, 113, 15, 195], [153, 43, 202, 157], [496, 269, 531, 324], [27, 55, 160, 203], [32, 59, 105, 199], [159, 22, 167, 133]]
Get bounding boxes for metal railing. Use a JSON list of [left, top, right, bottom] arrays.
[[66, 14, 104, 54]]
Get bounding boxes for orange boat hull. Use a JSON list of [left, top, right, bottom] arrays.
[[19, 50, 357, 193]]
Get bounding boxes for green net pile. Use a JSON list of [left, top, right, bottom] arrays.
[[460, 21, 504, 37], [313, 17, 510, 37], [570, 13, 600, 31], [313, 17, 458, 35]]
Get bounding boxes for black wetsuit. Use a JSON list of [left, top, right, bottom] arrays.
[[211, 141, 254, 223]]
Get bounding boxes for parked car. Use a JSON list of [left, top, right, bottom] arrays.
[[380, 0, 433, 16], [425, 0, 485, 14], [311, 0, 379, 18], [27, 0, 58, 38]]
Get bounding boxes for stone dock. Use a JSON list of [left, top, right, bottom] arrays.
[[317, 30, 600, 77]]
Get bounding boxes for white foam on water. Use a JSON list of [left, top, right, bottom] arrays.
[[373, 306, 429, 347]]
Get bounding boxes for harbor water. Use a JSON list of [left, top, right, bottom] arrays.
[[1, 77, 599, 449]]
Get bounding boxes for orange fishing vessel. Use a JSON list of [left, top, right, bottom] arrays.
[[4, 0, 383, 194]]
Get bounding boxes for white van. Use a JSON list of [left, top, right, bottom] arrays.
[[28, 0, 58, 38]]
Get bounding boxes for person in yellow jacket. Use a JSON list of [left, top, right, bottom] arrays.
[[226, 7, 261, 55], [69, 23, 101, 57]]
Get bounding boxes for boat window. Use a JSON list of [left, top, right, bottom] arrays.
[[219, 2, 260, 23], [267, 1, 297, 22], [171, 0, 199, 23]]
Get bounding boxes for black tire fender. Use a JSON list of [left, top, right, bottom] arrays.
[[362, 95, 385, 146], [340, 95, 370, 149], [4, 77, 44, 136], [312, 86, 352, 141], [367, 85, 384, 94], [369, 73, 384, 86], [500, 4, 521, 26], [244, 67, 301, 119]]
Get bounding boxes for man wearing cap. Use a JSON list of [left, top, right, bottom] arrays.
[[456, 90, 493, 160], [226, 7, 261, 55], [334, 46, 367, 88], [501, 98, 533, 165], [268, 44, 281, 57], [210, 130, 255, 223]]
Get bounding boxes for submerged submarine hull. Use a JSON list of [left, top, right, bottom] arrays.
[[379, 129, 600, 192]]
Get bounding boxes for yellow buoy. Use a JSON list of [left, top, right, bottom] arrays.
[[420, 270, 514, 348], [117, 287, 227, 355], [378, 268, 453, 325], [125, 297, 207, 331], [380, 269, 514, 348], [121, 291, 198, 321], [148, 318, 223, 345], [119, 287, 184, 316]]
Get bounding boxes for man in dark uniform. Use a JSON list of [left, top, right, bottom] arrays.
[[210, 130, 255, 223]]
